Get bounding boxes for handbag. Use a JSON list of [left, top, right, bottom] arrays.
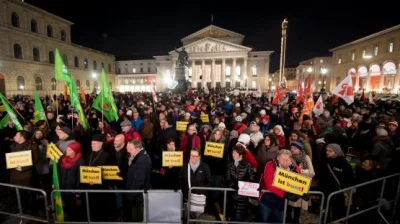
[[327, 164, 354, 207], [188, 164, 206, 213]]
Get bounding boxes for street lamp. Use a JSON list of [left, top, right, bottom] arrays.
[[92, 72, 97, 79], [268, 78, 272, 90], [320, 68, 328, 94]]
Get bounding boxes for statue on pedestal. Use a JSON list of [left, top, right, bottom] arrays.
[[175, 47, 189, 67], [173, 47, 190, 92]]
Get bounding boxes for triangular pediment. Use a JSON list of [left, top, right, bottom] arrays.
[[181, 25, 245, 45], [170, 37, 251, 55]]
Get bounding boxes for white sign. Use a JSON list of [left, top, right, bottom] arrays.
[[238, 181, 259, 198]]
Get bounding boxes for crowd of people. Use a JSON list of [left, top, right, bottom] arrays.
[[0, 87, 399, 223]]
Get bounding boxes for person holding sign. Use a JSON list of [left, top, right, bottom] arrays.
[[161, 139, 182, 190], [180, 124, 201, 160]]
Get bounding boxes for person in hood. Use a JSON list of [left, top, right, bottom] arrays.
[[255, 133, 279, 180], [198, 124, 212, 154], [236, 133, 258, 169], [272, 125, 285, 149]]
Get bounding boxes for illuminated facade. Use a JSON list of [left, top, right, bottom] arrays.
[[296, 57, 333, 92]]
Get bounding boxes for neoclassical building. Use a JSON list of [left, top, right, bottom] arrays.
[[117, 25, 273, 91], [0, 0, 116, 96], [296, 57, 334, 92], [330, 24, 400, 94]]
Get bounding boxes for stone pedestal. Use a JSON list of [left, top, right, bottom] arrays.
[[174, 66, 189, 93]]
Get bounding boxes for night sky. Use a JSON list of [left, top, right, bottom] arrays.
[[26, 0, 400, 72]]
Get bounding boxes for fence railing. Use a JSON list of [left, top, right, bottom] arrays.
[[0, 182, 50, 223]]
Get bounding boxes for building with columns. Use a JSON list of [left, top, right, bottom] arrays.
[[116, 25, 273, 91], [296, 56, 333, 93], [330, 24, 400, 94], [0, 0, 116, 96]]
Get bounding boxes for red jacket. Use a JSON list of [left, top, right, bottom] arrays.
[[244, 149, 258, 169], [122, 128, 142, 143], [180, 135, 201, 152], [260, 160, 301, 199], [234, 123, 247, 135], [275, 135, 286, 149]]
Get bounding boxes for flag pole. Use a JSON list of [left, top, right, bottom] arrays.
[[3, 96, 25, 121], [101, 84, 104, 133]]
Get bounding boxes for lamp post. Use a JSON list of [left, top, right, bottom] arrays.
[[320, 68, 328, 94], [268, 78, 272, 90]]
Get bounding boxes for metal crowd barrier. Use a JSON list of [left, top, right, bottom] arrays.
[[324, 173, 400, 224], [187, 186, 325, 224], [51, 189, 182, 224], [0, 182, 50, 223]]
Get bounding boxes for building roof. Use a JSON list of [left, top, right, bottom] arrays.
[[116, 55, 155, 61], [330, 24, 400, 51], [180, 25, 245, 42]]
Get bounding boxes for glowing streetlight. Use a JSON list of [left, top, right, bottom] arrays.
[[307, 67, 313, 73], [363, 55, 372, 59], [92, 72, 97, 79], [320, 68, 328, 94]]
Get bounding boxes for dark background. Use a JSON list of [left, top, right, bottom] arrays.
[[26, 0, 400, 72]]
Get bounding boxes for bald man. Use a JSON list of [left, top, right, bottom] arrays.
[[111, 134, 128, 219]]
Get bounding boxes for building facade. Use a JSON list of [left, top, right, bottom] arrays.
[[116, 25, 273, 91], [0, 0, 116, 96], [116, 59, 157, 92], [296, 56, 333, 93], [330, 25, 400, 94], [271, 68, 297, 90]]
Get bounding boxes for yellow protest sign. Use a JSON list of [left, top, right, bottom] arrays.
[[47, 143, 63, 161], [200, 114, 209, 123], [99, 166, 123, 180], [6, 150, 33, 169], [176, 121, 189, 131], [162, 151, 183, 167], [204, 142, 224, 158], [272, 167, 311, 196], [80, 166, 102, 184]]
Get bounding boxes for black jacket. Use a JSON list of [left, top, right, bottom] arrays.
[[319, 156, 355, 193], [85, 149, 111, 189], [110, 145, 129, 188], [179, 162, 212, 199], [59, 157, 85, 204], [126, 149, 152, 203]]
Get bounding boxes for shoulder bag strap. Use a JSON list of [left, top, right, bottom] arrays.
[[187, 163, 191, 189], [327, 164, 341, 189]]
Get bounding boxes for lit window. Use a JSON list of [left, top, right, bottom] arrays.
[[362, 50, 366, 57], [226, 66, 231, 76], [252, 65, 257, 76], [236, 66, 241, 76], [351, 52, 355, 61], [338, 58, 342, 64], [388, 42, 394, 53], [133, 68, 136, 73], [374, 46, 379, 56], [320, 59, 323, 63]]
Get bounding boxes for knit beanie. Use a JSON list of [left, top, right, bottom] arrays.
[[68, 141, 81, 153], [60, 126, 72, 136], [218, 122, 226, 129], [290, 139, 304, 151], [326, 143, 344, 157], [237, 133, 251, 146]]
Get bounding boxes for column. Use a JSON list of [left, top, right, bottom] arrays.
[[191, 60, 196, 88], [221, 59, 226, 88], [172, 60, 176, 78], [201, 59, 205, 88], [232, 58, 237, 85], [355, 72, 360, 90], [393, 69, 400, 94], [242, 58, 247, 88], [366, 71, 371, 92], [379, 71, 385, 93], [211, 59, 216, 88]]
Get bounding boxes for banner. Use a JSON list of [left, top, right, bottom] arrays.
[[200, 114, 209, 123], [47, 143, 63, 161], [204, 142, 224, 158], [176, 121, 188, 131], [162, 151, 183, 167], [272, 167, 311, 196], [99, 166, 122, 180], [238, 181, 260, 198], [6, 150, 32, 169], [80, 166, 102, 184]]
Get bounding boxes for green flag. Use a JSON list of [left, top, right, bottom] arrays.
[[52, 159, 64, 221], [0, 93, 22, 131], [33, 91, 46, 122], [55, 49, 72, 82], [92, 68, 118, 122], [0, 114, 9, 129]]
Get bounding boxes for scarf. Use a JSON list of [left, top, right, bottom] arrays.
[[186, 134, 194, 153], [234, 158, 242, 167], [189, 160, 200, 172], [293, 151, 308, 169], [61, 152, 82, 169]]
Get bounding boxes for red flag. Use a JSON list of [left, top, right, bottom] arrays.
[[296, 80, 303, 105], [272, 87, 286, 105], [360, 89, 366, 102], [331, 75, 354, 105], [331, 95, 339, 106], [304, 76, 312, 97]]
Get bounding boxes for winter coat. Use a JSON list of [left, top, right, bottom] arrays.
[[180, 135, 201, 155], [157, 125, 178, 154], [35, 139, 50, 175], [225, 159, 255, 217], [243, 149, 258, 169], [319, 156, 355, 194], [371, 136, 393, 170], [56, 137, 75, 154], [126, 150, 152, 203], [256, 144, 278, 180], [316, 116, 333, 129], [110, 145, 129, 189], [275, 134, 286, 149], [122, 128, 142, 143], [179, 162, 212, 199], [59, 157, 85, 204], [130, 116, 143, 132], [289, 155, 314, 210], [9, 141, 39, 187]]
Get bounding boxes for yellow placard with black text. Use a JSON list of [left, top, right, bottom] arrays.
[[162, 151, 183, 167], [99, 166, 123, 180], [176, 121, 189, 131], [47, 143, 63, 161], [272, 167, 311, 196], [200, 114, 209, 123], [204, 142, 224, 158], [80, 166, 102, 184], [6, 150, 32, 169]]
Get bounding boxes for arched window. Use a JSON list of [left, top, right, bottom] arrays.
[[86, 80, 90, 90], [108, 64, 111, 72], [11, 12, 19, 28], [63, 54, 68, 66], [48, 51, 55, 64], [84, 59, 88, 69], [33, 48, 40, 61], [13, 44, 22, 59], [60, 30, 66, 41], [51, 78, 56, 90], [101, 62, 104, 69], [109, 81, 112, 90], [47, 25, 53, 37], [76, 79, 80, 89], [74, 56, 79, 67], [93, 61, 97, 70], [17, 76, 24, 90], [35, 77, 43, 90], [31, 19, 37, 33]]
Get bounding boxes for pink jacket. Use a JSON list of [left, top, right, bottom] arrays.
[[180, 135, 201, 153]]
